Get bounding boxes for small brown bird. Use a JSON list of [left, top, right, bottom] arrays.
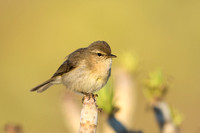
[[30, 41, 116, 94]]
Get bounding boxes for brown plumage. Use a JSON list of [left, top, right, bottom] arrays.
[[30, 41, 116, 93]]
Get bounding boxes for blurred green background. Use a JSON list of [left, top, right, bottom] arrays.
[[0, 0, 200, 133]]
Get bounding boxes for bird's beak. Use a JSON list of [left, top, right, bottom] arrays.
[[109, 54, 117, 58]]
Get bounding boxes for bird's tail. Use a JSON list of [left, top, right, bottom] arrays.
[[30, 79, 54, 93]]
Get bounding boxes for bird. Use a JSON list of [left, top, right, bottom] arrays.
[[30, 41, 116, 95]]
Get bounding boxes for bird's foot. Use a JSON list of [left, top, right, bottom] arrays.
[[81, 93, 103, 112], [81, 93, 98, 103]]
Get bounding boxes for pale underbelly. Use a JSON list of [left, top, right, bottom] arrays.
[[61, 67, 110, 93]]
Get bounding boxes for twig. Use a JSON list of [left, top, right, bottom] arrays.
[[79, 95, 98, 133]]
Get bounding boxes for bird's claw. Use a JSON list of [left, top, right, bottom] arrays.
[[81, 93, 98, 103]]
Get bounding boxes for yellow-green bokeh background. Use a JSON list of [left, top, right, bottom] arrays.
[[1, 0, 200, 133]]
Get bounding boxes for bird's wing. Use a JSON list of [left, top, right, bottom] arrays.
[[52, 48, 86, 78], [51, 60, 71, 77]]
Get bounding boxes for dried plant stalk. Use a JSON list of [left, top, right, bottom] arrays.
[[79, 95, 98, 133]]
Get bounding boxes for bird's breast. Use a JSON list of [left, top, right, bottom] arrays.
[[91, 58, 112, 79], [62, 58, 112, 93]]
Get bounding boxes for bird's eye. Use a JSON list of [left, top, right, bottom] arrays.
[[97, 53, 102, 56]]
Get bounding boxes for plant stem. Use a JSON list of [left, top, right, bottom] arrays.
[[79, 95, 98, 133]]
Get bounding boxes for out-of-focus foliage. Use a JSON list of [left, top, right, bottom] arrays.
[[144, 70, 183, 131], [97, 79, 115, 115], [170, 106, 183, 127], [118, 52, 139, 73], [143, 69, 168, 101]]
